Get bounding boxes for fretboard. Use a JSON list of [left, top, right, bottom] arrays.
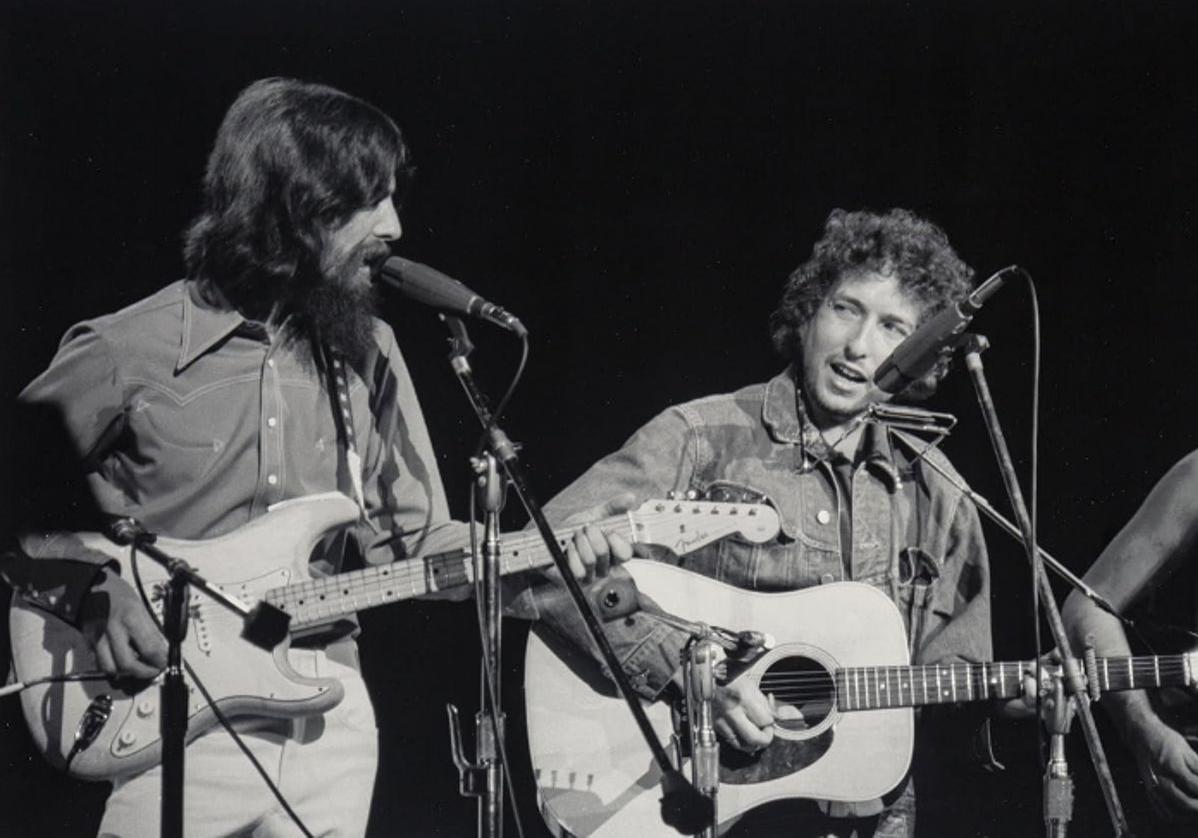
[[265, 516, 636, 628], [835, 655, 1193, 711]]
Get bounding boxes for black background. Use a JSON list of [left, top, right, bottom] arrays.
[[3, 1, 1197, 835]]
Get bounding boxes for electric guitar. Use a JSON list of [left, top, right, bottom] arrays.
[[524, 560, 1198, 837], [10, 492, 780, 781]]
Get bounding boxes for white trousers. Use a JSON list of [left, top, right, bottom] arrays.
[[98, 646, 378, 838]]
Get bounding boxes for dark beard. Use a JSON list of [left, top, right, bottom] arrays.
[[282, 246, 385, 370]]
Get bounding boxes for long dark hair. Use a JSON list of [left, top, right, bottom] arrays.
[[183, 77, 411, 315]]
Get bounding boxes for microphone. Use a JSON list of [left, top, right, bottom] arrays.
[[872, 268, 1010, 394], [377, 256, 527, 337]]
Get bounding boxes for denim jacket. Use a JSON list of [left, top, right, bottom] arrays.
[[538, 367, 993, 701]]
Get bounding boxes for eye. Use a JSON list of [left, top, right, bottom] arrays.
[[883, 320, 912, 339]]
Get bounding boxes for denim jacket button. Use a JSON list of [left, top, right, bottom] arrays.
[[815, 509, 831, 525], [819, 572, 837, 585]]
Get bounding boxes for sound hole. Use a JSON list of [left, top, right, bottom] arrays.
[[759, 655, 833, 730]]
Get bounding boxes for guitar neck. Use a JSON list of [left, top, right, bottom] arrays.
[[267, 514, 635, 628], [835, 655, 1194, 711]]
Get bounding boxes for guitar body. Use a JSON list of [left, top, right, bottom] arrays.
[[9, 493, 359, 780], [525, 560, 913, 837]]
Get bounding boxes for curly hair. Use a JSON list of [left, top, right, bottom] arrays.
[[183, 78, 411, 313], [769, 209, 975, 394]]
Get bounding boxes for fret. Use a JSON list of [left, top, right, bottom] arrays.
[[831, 653, 1191, 718]]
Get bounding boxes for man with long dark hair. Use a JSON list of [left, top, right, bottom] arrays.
[[10, 78, 624, 837], [536, 209, 997, 837]]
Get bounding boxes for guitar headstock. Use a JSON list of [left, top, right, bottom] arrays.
[[629, 498, 781, 556]]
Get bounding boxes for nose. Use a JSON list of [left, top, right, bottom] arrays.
[[844, 321, 870, 360], [372, 197, 402, 241]]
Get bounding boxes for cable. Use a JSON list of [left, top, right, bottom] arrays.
[[1013, 267, 1046, 771], [0, 671, 108, 699], [467, 454, 529, 838], [460, 329, 533, 838], [490, 333, 529, 427]]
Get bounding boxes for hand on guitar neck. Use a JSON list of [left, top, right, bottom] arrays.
[[556, 493, 637, 583], [994, 649, 1063, 721]]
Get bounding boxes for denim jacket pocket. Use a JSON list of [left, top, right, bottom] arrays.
[[895, 546, 943, 657]]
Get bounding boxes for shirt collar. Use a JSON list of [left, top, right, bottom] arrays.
[[175, 281, 251, 373], [761, 365, 900, 488], [761, 367, 805, 444]]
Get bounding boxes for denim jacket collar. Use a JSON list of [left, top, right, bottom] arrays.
[[176, 280, 252, 373], [761, 366, 901, 490]]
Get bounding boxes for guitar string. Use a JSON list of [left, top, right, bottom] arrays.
[[180, 536, 555, 626], [246, 516, 640, 620], [756, 660, 1190, 703], [180, 506, 768, 626], [755, 660, 1189, 686]]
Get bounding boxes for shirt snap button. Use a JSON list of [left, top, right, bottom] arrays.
[[816, 509, 832, 525]]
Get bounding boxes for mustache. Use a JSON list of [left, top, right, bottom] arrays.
[[359, 241, 392, 273]]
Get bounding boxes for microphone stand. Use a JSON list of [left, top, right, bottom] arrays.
[[959, 334, 1130, 838], [438, 315, 712, 836], [683, 630, 721, 838], [447, 451, 508, 838], [106, 519, 290, 838]]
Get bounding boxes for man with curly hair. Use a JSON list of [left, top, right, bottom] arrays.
[[7, 77, 625, 837], [537, 208, 994, 837]]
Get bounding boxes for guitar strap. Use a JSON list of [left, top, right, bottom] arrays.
[[893, 433, 942, 655], [319, 344, 370, 526]]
